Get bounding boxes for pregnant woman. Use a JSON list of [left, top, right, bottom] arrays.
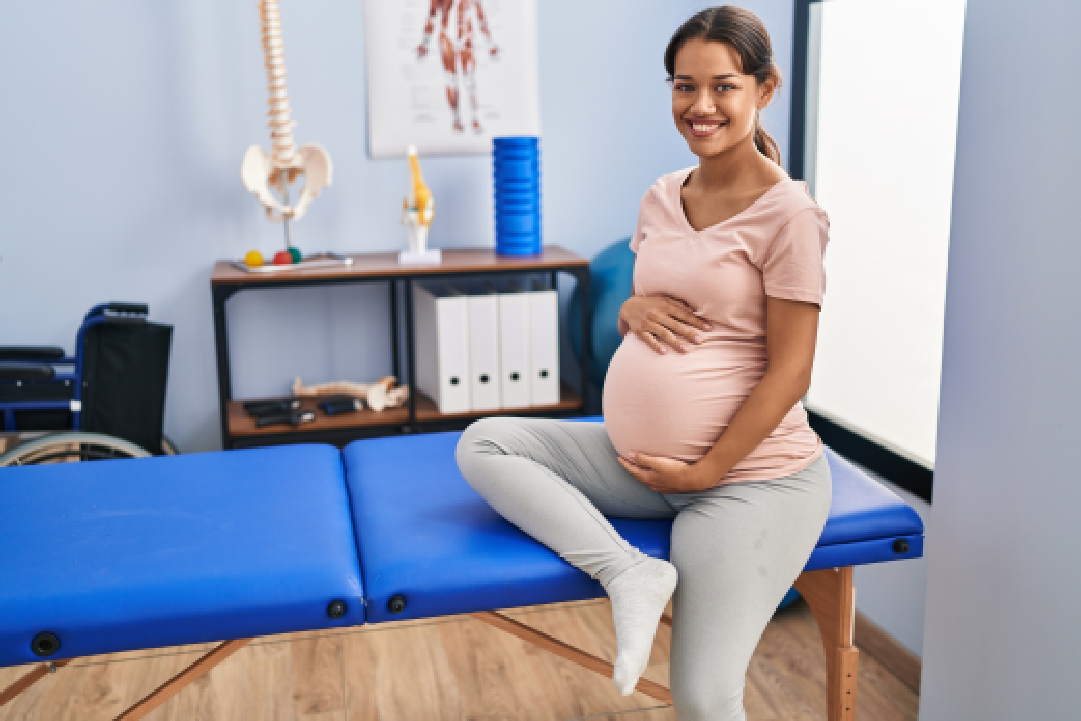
[[457, 7, 831, 719]]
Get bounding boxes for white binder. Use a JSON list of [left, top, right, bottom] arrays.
[[466, 285, 501, 411], [413, 284, 471, 413], [528, 280, 560, 405], [497, 281, 531, 409]]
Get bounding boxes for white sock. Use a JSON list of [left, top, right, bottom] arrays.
[[606, 557, 678, 696]]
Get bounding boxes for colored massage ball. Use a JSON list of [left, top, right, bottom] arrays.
[[273, 250, 293, 265], [244, 250, 264, 267], [287, 246, 302, 264]]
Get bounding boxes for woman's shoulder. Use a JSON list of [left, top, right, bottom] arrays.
[[751, 179, 829, 234]]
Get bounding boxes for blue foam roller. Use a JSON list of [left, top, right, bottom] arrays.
[[494, 178, 539, 191], [493, 136, 538, 148], [495, 193, 540, 206], [496, 214, 539, 233], [496, 200, 540, 213], [494, 161, 537, 180]]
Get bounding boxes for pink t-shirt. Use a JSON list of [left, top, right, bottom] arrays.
[[602, 168, 829, 483]]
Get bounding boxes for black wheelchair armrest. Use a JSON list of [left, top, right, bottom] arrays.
[[0, 346, 65, 361], [0, 362, 56, 380]]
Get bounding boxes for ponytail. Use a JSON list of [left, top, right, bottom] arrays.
[[754, 119, 781, 165]]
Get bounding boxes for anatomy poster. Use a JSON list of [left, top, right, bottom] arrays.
[[365, 0, 541, 158]]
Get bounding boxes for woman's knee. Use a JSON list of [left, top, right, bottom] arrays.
[[456, 417, 504, 459], [455, 417, 513, 490]]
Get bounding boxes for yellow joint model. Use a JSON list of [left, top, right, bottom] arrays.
[[401, 145, 438, 262], [404, 144, 435, 226]]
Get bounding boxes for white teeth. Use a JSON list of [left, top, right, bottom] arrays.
[[692, 124, 720, 132]]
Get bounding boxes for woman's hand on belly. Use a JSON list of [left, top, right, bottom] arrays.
[[618, 295, 712, 354], [617, 451, 720, 493]]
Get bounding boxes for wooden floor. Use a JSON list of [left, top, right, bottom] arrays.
[[0, 598, 918, 720]]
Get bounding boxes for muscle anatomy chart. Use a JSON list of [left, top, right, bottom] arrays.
[[366, 0, 540, 157]]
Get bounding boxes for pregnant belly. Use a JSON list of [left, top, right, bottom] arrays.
[[602, 334, 766, 463]]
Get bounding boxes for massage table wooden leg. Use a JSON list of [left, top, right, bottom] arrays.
[[0, 658, 72, 707], [795, 567, 859, 721], [472, 611, 673, 704], [114, 637, 252, 721]]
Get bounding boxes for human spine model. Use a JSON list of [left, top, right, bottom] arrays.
[[241, 0, 332, 227]]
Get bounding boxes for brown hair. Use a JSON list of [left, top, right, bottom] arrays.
[[664, 6, 782, 165]]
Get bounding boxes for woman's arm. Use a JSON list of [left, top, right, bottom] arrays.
[[618, 296, 820, 492], [694, 296, 819, 483]]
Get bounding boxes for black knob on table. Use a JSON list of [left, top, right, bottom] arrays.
[[327, 600, 348, 619], [387, 594, 407, 614], [893, 539, 910, 554], [32, 632, 60, 657]]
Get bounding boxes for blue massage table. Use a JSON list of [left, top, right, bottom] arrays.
[[0, 426, 923, 720]]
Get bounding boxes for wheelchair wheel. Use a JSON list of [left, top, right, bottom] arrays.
[[0, 432, 152, 467]]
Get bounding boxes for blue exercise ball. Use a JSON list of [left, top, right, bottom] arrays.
[[568, 238, 636, 388]]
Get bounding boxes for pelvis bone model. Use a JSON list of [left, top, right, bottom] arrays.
[[241, 0, 332, 222]]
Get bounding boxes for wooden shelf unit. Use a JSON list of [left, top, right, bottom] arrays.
[[226, 385, 582, 443], [211, 247, 592, 449]]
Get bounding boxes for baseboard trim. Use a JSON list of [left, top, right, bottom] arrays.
[[854, 611, 922, 693]]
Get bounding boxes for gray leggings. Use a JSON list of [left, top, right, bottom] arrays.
[[456, 417, 832, 720]]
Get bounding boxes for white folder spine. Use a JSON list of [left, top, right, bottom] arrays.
[[498, 292, 531, 408], [467, 294, 501, 411], [528, 288, 560, 405], [413, 285, 471, 413]]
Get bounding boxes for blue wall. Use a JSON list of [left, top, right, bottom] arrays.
[[0, 0, 792, 451]]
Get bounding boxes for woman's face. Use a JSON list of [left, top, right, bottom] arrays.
[[670, 38, 774, 159]]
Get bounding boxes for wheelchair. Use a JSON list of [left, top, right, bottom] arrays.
[[0, 302, 175, 466]]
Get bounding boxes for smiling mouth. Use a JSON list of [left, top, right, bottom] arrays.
[[686, 120, 726, 137]]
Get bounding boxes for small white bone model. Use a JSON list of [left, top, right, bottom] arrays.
[[241, 0, 332, 225], [292, 376, 410, 413]]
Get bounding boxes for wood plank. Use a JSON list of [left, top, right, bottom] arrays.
[[290, 635, 345, 718]]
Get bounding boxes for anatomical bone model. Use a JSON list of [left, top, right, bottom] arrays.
[[292, 376, 409, 413], [241, 0, 332, 246], [399, 145, 441, 263]]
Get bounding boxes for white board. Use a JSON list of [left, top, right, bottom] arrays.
[[364, 0, 542, 158]]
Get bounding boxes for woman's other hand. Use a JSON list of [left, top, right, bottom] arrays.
[[617, 452, 718, 493], [618, 295, 711, 354]]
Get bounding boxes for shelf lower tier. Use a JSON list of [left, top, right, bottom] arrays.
[[226, 385, 583, 441]]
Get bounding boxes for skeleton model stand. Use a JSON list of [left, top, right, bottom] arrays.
[[241, 0, 332, 254]]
